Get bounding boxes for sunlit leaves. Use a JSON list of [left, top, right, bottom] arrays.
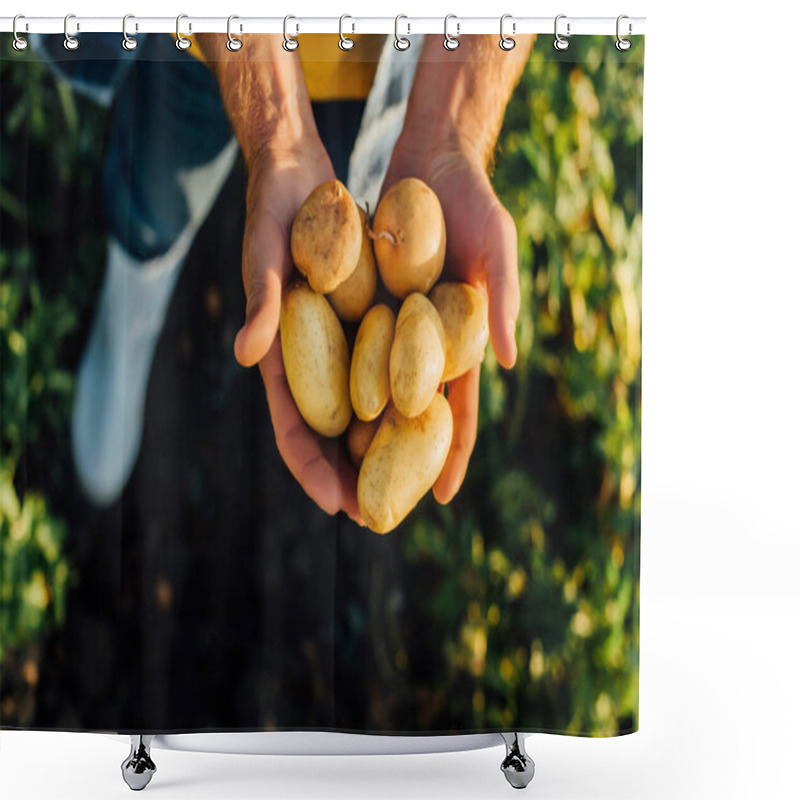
[[402, 36, 643, 734]]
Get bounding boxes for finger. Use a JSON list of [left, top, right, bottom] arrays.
[[260, 344, 345, 516], [234, 268, 283, 367], [260, 343, 362, 523], [433, 365, 480, 505], [234, 213, 290, 368], [485, 205, 521, 369], [337, 459, 363, 526]]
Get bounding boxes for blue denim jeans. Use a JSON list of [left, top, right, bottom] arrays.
[[33, 33, 365, 261]]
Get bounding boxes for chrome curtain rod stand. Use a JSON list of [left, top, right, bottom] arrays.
[[121, 735, 157, 791], [117, 732, 535, 790]]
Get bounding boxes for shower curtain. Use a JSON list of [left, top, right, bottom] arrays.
[[0, 29, 643, 738]]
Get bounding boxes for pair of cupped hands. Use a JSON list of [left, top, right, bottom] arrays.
[[231, 115, 520, 526]]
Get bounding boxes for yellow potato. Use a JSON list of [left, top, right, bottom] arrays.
[[346, 416, 380, 470], [290, 179, 362, 294], [350, 304, 395, 422], [358, 394, 453, 534], [280, 281, 352, 437], [372, 177, 446, 298], [389, 293, 445, 419], [429, 282, 490, 381], [327, 205, 378, 322], [395, 291, 437, 328]]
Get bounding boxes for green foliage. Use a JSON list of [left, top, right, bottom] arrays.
[[0, 251, 75, 659], [0, 39, 103, 660], [0, 473, 71, 661], [396, 37, 643, 734]]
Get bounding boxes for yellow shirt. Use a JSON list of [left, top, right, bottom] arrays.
[[191, 34, 384, 101]]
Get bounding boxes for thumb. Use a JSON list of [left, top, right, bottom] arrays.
[[233, 212, 289, 368], [485, 204, 521, 369]]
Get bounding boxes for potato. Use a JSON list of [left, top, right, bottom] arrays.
[[395, 291, 438, 328], [429, 282, 490, 382], [280, 281, 352, 437], [346, 417, 380, 469], [290, 180, 362, 294], [350, 304, 395, 421], [372, 177, 446, 298], [358, 394, 453, 533], [327, 205, 377, 322], [389, 293, 446, 419]]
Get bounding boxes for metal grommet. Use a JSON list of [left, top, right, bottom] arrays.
[[443, 13, 460, 51], [394, 14, 410, 51], [554, 14, 570, 51], [122, 14, 138, 51], [12, 14, 29, 51], [63, 13, 79, 51], [616, 14, 632, 51], [339, 14, 355, 51], [283, 15, 298, 51], [499, 14, 516, 51], [227, 15, 243, 51], [175, 13, 191, 50]]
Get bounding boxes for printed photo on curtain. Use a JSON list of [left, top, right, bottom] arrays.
[[0, 26, 643, 753]]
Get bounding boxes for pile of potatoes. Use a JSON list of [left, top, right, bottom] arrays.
[[280, 177, 489, 533]]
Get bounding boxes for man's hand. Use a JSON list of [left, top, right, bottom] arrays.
[[199, 34, 361, 523], [242, 146, 362, 523], [380, 34, 534, 504]]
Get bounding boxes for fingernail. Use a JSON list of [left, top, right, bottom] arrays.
[[233, 327, 250, 366], [507, 319, 518, 362], [507, 318, 517, 342], [233, 325, 245, 349]]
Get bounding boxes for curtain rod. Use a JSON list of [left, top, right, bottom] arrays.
[[0, 16, 646, 36]]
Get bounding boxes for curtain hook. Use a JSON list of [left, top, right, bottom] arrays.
[[616, 14, 632, 51], [283, 15, 298, 51], [394, 15, 410, 51], [500, 14, 516, 51], [175, 13, 191, 50], [122, 14, 138, 51], [443, 14, 460, 51], [554, 14, 570, 51], [339, 14, 355, 51], [12, 14, 29, 51], [227, 15, 243, 51], [63, 13, 80, 51]]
